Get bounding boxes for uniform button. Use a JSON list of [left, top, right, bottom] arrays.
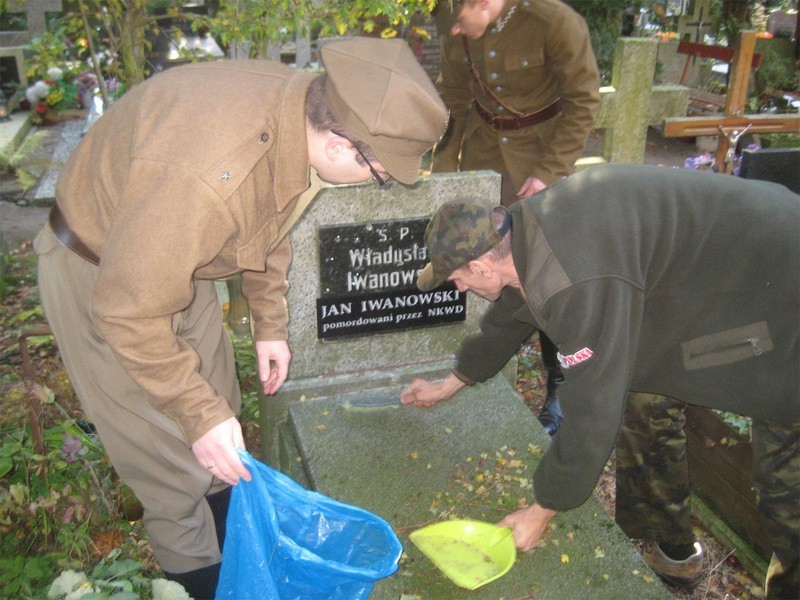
[[494, 86, 503, 93], [488, 50, 496, 58], [497, 105, 505, 112], [501, 137, 509, 144], [522, 60, 528, 67], [259, 132, 270, 143], [489, 72, 498, 80]]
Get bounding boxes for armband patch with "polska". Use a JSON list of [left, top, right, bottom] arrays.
[[557, 347, 594, 369]]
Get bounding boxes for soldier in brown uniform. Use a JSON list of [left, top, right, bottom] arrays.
[[34, 38, 447, 599], [432, 0, 601, 434]]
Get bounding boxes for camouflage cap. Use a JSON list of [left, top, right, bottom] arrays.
[[417, 197, 510, 291], [321, 37, 448, 185]]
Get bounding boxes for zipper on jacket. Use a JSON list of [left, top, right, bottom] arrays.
[[689, 337, 764, 360]]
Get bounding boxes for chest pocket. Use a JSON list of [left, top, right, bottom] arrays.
[[504, 48, 545, 72], [237, 219, 278, 272], [681, 321, 773, 370]]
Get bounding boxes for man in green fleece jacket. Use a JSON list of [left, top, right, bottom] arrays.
[[400, 164, 799, 598]]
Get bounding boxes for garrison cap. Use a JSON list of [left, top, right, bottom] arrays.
[[321, 37, 448, 185], [417, 197, 511, 291]]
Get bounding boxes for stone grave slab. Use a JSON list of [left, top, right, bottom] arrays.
[[262, 171, 505, 469], [285, 371, 669, 599]]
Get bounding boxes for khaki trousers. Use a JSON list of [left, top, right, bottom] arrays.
[[34, 224, 241, 573]]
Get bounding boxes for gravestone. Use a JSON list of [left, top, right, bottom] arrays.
[[261, 171, 501, 474], [655, 39, 714, 90], [5, 0, 62, 39], [579, 37, 690, 168], [739, 147, 800, 193], [1, 1, 63, 108], [767, 9, 798, 39], [1, 0, 64, 108], [676, 0, 714, 45], [258, 171, 669, 597]]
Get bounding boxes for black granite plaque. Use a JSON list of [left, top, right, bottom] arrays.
[[317, 217, 466, 339]]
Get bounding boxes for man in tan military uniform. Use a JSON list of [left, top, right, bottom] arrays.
[[432, 0, 600, 435], [35, 38, 447, 599], [432, 0, 600, 199]]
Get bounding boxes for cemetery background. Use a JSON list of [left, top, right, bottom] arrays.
[[1, 1, 798, 598]]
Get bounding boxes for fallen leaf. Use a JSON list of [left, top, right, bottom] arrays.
[[561, 554, 569, 564]]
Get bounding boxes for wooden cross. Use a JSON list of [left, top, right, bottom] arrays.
[[663, 30, 800, 172]]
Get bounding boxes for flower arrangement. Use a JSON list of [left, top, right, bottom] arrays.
[[684, 143, 759, 176], [24, 67, 80, 125], [75, 71, 99, 108], [655, 31, 678, 42], [683, 152, 715, 171], [403, 26, 431, 60]]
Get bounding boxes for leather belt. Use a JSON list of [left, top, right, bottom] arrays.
[[49, 204, 100, 265], [475, 97, 562, 131]]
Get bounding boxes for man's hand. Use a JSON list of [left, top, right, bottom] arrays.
[[498, 503, 559, 552], [191, 416, 251, 486], [255, 340, 291, 395], [516, 177, 548, 199], [400, 373, 466, 407]]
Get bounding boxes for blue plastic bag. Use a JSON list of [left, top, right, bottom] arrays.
[[216, 450, 403, 600]]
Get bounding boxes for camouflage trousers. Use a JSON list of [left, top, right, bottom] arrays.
[[615, 392, 799, 599]]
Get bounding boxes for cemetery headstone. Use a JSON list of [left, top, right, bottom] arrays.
[[0, 0, 61, 107], [677, 0, 714, 44], [739, 147, 800, 193], [585, 37, 689, 166], [767, 9, 798, 39], [270, 171, 498, 387], [5, 0, 62, 39]]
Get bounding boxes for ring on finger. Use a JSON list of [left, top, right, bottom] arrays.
[[207, 463, 216, 470]]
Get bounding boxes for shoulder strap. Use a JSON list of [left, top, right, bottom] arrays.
[[461, 36, 524, 117]]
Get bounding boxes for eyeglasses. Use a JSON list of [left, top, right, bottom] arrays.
[[354, 145, 387, 187]]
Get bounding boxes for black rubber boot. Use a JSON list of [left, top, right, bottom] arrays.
[[538, 332, 565, 436], [161, 487, 231, 598], [164, 561, 221, 600], [206, 486, 231, 553]]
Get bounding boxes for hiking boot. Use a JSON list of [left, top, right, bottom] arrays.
[[640, 540, 704, 590]]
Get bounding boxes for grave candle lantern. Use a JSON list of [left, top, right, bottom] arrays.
[[0, 87, 11, 122]]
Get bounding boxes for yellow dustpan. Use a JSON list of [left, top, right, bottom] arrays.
[[409, 519, 516, 590]]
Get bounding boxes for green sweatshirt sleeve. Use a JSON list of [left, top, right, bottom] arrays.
[[456, 288, 537, 382]]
